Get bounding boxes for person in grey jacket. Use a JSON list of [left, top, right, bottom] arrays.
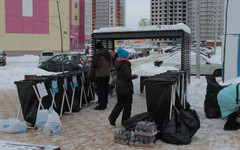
[[108, 48, 138, 126], [91, 42, 111, 110]]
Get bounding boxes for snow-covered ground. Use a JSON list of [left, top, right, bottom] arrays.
[[1, 47, 240, 149], [0, 47, 238, 113], [0, 47, 239, 101]]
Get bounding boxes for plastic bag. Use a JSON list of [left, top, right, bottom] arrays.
[[0, 118, 27, 133], [159, 107, 191, 145], [123, 112, 154, 131], [43, 107, 64, 135], [204, 75, 226, 118], [36, 109, 49, 131]]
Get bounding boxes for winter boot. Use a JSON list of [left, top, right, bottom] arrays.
[[224, 112, 240, 131], [108, 117, 116, 126]]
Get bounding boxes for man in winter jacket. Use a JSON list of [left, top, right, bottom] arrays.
[[91, 42, 111, 110], [108, 48, 138, 126]]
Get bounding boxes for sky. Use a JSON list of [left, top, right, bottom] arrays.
[[126, 0, 150, 27]]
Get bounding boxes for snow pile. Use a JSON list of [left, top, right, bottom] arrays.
[[93, 23, 191, 34], [0, 55, 56, 89]]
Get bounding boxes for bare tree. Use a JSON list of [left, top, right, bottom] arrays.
[[36, 0, 66, 72], [54, 0, 64, 72]]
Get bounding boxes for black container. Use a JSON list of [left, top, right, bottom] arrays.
[[144, 78, 177, 130], [14, 77, 52, 126]]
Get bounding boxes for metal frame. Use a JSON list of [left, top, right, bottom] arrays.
[[91, 29, 191, 81]]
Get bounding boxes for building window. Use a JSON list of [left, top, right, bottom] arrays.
[[75, 40, 78, 45], [22, 0, 33, 17], [75, 3, 78, 9], [74, 15, 78, 21], [75, 28, 78, 34]]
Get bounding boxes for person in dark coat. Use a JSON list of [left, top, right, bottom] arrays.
[[108, 48, 138, 126], [91, 42, 111, 110], [85, 46, 89, 55]]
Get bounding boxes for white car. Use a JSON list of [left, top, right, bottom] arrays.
[[154, 51, 181, 67], [191, 46, 212, 58], [159, 52, 222, 76]]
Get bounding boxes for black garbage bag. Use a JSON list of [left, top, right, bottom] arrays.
[[144, 78, 177, 130], [159, 107, 191, 145], [15, 77, 52, 126], [204, 75, 227, 118], [174, 93, 200, 138], [123, 112, 155, 131], [84, 79, 95, 103], [178, 107, 200, 138], [86, 67, 95, 82], [15, 80, 39, 126]]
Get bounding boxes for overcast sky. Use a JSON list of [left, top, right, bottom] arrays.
[[126, 0, 150, 27]]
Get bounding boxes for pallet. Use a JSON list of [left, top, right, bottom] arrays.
[[135, 143, 156, 148], [113, 139, 129, 145], [134, 131, 158, 137], [0, 140, 60, 150]]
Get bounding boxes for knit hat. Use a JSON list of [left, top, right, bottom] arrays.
[[117, 48, 129, 58], [95, 42, 103, 49]]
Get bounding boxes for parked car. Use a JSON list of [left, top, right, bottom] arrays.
[[191, 46, 212, 58], [0, 50, 6, 66], [134, 48, 150, 57], [125, 48, 138, 59], [164, 46, 181, 53], [38, 53, 90, 73], [151, 46, 159, 51], [39, 51, 55, 63], [154, 51, 181, 67], [155, 52, 222, 77], [206, 46, 214, 54]]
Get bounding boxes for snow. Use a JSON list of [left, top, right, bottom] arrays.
[[0, 55, 57, 89], [1, 47, 240, 149], [93, 23, 191, 34], [0, 140, 59, 150], [0, 46, 237, 92]]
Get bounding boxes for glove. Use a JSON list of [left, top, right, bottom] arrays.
[[136, 74, 139, 78]]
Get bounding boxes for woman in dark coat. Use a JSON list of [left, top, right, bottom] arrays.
[[91, 42, 111, 110], [108, 48, 138, 126]]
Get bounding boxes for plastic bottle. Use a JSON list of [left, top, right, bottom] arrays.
[[129, 131, 135, 146]]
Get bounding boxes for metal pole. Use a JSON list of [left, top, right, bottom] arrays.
[[214, 1, 217, 54], [196, 0, 201, 78]]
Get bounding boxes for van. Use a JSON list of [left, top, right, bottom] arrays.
[[39, 51, 55, 63], [0, 50, 6, 66]]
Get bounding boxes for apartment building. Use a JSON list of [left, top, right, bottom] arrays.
[[92, 0, 126, 31], [150, 0, 188, 44], [188, 0, 225, 43], [150, 0, 224, 45], [85, 0, 92, 47], [0, 0, 90, 56]]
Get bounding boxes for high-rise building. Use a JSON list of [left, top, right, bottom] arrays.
[[150, 0, 224, 45], [188, 0, 225, 43], [150, 0, 188, 44], [92, 0, 126, 31], [0, 0, 89, 56], [84, 0, 92, 48], [71, 0, 91, 51]]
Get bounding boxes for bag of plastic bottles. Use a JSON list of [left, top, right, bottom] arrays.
[[36, 109, 49, 131], [43, 107, 64, 135], [0, 118, 27, 133]]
